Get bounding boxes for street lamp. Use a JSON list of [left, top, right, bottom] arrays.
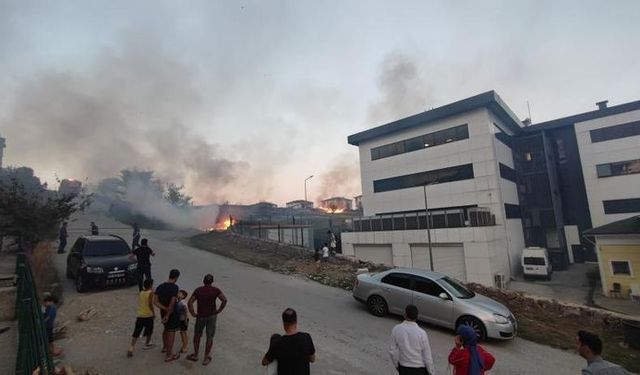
[[423, 181, 438, 271], [304, 175, 314, 203]]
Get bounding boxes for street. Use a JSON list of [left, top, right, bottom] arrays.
[[54, 213, 585, 374]]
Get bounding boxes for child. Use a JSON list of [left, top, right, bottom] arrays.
[[128, 279, 155, 357], [177, 290, 189, 354], [42, 295, 59, 356]]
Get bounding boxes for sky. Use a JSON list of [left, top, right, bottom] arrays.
[[1, 0, 639, 206]]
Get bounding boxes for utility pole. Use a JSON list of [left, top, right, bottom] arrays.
[[304, 175, 314, 203], [423, 184, 434, 271]]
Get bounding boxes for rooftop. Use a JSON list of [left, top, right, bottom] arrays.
[[583, 215, 640, 236], [348, 90, 522, 146]]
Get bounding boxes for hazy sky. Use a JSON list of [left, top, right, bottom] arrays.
[[1, 1, 639, 205]]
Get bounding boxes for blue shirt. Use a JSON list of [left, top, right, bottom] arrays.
[[44, 305, 57, 330]]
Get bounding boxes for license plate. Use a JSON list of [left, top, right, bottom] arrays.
[[525, 267, 534, 270], [107, 273, 124, 279]]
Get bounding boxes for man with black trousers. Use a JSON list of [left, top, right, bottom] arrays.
[[262, 308, 315, 375], [131, 238, 155, 291]]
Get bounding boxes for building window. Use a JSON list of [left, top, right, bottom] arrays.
[[499, 163, 517, 183], [603, 198, 640, 214], [590, 121, 640, 143], [504, 203, 521, 219], [371, 124, 469, 160], [596, 159, 640, 178], [373, 164, 474, 193], [556, 139, 567, 164], [610, 260, 632, 276]]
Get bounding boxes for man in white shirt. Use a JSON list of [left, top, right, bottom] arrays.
[[390, 305, 435, 375]]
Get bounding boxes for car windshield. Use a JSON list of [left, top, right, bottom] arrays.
[[438, 276, 475, 299], [84, 240, 130, 257], [524, 257, 546, 265]]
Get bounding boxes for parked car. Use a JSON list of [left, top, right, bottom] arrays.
[[521, 247, 552, 280], [66, 235, 138, 292], [352, 268, 517, 340]]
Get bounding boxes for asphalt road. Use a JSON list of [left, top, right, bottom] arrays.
[[54, 212, 585, 374]]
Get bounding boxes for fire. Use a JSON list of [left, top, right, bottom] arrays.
[[319, 207, 346, 214], [215, 218, 233, 230]]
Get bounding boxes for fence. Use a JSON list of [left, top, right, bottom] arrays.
[[15, 252, 54, 375], [230, 222, 314, 248]]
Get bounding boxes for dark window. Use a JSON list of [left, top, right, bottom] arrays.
[[406, 215, 418, 230], [370, 124, 469, 160], [361, 220, 371, 232], [370, 218, 381, 231], [412, 277, 445, 297], [499, 163, 517, 183], [611, 261, 631, 275], [446, 212, 463, 227], [71, 239, 85, 253], [504, 203, 521, 219], [590, 121, 640, 143], [596, 159, 640, 178], [556, 139, 567, 164], [393, 217, 405, 230], [382, 218, 393, 230], [381, 273, 411, 289], [603, 198, 640, 214], [524, 257, 546, 266], [84, 240, 130, 257], [373, 164, 474, 193]]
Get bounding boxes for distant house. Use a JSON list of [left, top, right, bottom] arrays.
[[286, 200, 314, 209], [584, 216, 640, 299], [353, 195, 363, 211], [320, 197, 353, 212]]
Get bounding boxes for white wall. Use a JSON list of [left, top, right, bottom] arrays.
[[575, 109, 640, 227]]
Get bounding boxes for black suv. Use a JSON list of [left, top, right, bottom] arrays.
[[66, 235, 138, 292]]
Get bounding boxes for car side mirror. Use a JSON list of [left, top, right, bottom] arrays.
[[438, 292, 450, 300]]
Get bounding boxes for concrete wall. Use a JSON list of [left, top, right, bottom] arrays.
[[575, 109, 640, 227]]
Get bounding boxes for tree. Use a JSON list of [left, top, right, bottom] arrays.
[[0, 167, 92, 250], [165, 183, 192, 208]]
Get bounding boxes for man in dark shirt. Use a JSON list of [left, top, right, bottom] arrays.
[[154, 269, 180, 362], [90, 221, 99, 235], [262, 308, 316, 375], [131, 238, 155, 291], [57, 222, 68, 254], [186, 273, 227, 366]]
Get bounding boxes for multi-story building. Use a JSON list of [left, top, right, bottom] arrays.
[[286, 200, 314, 210], [342, 91, 640, 287]]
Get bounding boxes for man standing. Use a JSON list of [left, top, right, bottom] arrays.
[[154, 269, 181, 362], [186, 273, 227, 366], [390, 305, 435, 375], [321, 243, 330, 262], [90, 221, 99, 235], [57, 222, 68, 254], [132, 223, 141, 249], [262, 308, 316, 375], [577, 330, 630, 374], [131, 238, 155, 291]]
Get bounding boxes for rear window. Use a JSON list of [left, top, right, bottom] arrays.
[[524, 257, 546, 266], [381, 273, 411, 289], [84, 240, 130, 256]]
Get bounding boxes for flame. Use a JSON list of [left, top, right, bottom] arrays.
[[215, 218, 232, 230], [319, 207, 346, 214]]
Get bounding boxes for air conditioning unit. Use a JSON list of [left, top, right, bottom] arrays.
[[494, 273, 507, 289]]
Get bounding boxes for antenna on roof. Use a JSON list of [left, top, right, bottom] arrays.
[[527, 100, 532, 123]]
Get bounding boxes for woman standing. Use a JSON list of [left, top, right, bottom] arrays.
[[448, 325, 495, 375]]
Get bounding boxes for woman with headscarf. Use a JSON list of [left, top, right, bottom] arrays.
[[448, 325, 495, 375]]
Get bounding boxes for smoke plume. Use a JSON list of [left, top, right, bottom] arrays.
[[1, 40, 247, 204], [367, 53, 433, 124], [316, 152, 361, 203]]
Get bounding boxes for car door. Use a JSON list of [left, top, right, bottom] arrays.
[[68, 238, 85, 277], [379, 273, 414, 315], [410, 276, 454, 328]]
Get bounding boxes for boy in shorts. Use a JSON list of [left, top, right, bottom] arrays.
[[128, 279, 155, 357], [177, 290, 189, 354]]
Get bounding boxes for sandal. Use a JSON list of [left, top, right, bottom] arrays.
[[164, 354, 180, 363], [186, 353, 198, 362], [202, 356, 212, 366]]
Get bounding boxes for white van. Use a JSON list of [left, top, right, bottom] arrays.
[[521, 247, 552, 280]]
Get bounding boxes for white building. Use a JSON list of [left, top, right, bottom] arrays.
[[343, 91, 524, 286], [343, 91, 640, 287]]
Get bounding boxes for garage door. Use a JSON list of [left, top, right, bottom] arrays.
[[410, 244, 466, 281], [354, 245, 393, 265]]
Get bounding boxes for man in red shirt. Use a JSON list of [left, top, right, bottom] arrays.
[[186, 273, 227, 366]]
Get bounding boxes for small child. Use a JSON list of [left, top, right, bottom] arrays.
[[128, 278, 155, 357], [43, 295, 59, 356], [177, 289, 189, 354]]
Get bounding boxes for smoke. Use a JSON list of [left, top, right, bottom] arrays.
[[1, 39, 247, 204], [315, 152, 361, 203], [367, 53, 433, 125]]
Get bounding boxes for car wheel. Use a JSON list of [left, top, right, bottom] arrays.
[[457, 316, 487, 341], [76, 274, 87, 293], [366, 295, 388, 317]]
